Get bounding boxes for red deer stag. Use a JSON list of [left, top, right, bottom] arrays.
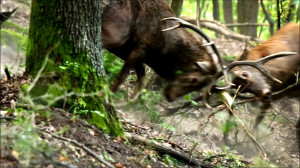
[[102, 0, 225, 101], [231, 23, 299, 128]]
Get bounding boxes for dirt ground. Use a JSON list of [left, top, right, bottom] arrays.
[[1, 0, 299, 167]]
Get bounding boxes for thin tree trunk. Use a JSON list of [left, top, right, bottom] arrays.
[[212, 0, 220, 21], [171, 0, 183, 17], [212, 0, 220, 37], [286, 0, 296, 22], [297, 2, 300, 22], [260, 0, 274, 35], [277, 0, 281, 29], [26, 0, 123, 136], [196, 0, 201, 28], [223, 0, 233, 31], [237, 0, 258, 37]]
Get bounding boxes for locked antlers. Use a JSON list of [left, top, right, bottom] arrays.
[[161, 17, 297, 108]]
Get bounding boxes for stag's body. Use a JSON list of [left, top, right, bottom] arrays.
[[102, 0, 216, 100], [232, 23, 300, 141]]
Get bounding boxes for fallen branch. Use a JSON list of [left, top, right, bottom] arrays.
[[39, 128, 115, 168], [181, 17, 264, 43], [225, 23, 269, 27], [125, 132, 214, 168], [0, 115, 16, 120]]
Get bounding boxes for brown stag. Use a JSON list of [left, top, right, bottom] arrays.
[[231, 23, 299, 128], [101, 0, 223, 101]]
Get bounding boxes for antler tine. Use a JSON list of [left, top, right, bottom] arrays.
[[161, 17, 235, 87], [226, 52, 297, 83]]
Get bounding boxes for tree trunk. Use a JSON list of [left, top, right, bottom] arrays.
[[171, 0, 183, 17], [26, 0, 123, 136], [237, 0, 258, 37], [286, 0, 296, 23], [277, 0, 281, 29], [212, 0, 220, 37], [223, 0, 233, 31], [212, 0, 220, 21], [260, 0, 274, 35]]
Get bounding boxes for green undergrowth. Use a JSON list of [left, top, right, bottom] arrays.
[[103, 50, 124, 84], [2, 20, 29, 35], [1, 108, 52, 167], [1, 28, 27, 52]]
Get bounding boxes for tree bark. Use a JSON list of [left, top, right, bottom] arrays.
[[286, 0, 296, 23], [237, 0, 258, 37], [277, 0, 281, 29], [171, 0, 184, 17], [196, 0, 201, 28], [297, 1, 300, 22], [26, 0, 123, 136], [223, 0, 233, 31], [212, 0, 220, 37], [212, 0, 220, 21]]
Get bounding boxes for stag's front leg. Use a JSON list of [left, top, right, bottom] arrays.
[[296, 118, 300, 152], [110, 48, 145, 92], [134, 62, 146, 91], [254, 100, 271, 129]]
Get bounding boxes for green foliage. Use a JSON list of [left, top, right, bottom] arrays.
[[163, 154, 178, 166], [159, 123, 176, 132], [1, 108, 52, 167], [103, 50, 123, 83], [220, 146, 246, 168], [1, 28, 27, 53], [221, 116, 236, 134], [2, 21, 29, 35], [184, 94, 198, 106], [251, 157, 278, 168], [222, 54, 237, 62], [136, 90, 164, 122]]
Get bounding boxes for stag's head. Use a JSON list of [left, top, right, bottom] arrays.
[[164, 62, 215, 102], [161, 17, 222, 102]]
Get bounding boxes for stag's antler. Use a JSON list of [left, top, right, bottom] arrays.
[[202, 51, 297, 108], [161, 17, 234, 87]]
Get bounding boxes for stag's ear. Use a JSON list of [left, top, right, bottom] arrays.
[[238, 49, 249, 61], [194, 61, 211, 73]]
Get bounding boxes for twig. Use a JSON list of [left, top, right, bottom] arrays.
[[223, 103, 268, 160], [38, 128, 114, 168], [4, 67, 12, 80], [125, 132, 214, 168], [0, 115, 16, 120], [27, 42, 60, 93]]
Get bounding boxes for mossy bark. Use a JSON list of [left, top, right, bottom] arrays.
[[26, 0, 123, 136]]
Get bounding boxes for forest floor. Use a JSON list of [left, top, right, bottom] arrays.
[[1, 0, 299, 167]]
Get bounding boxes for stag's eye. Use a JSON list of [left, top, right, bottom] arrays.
[[241, 72, 249, 78]]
